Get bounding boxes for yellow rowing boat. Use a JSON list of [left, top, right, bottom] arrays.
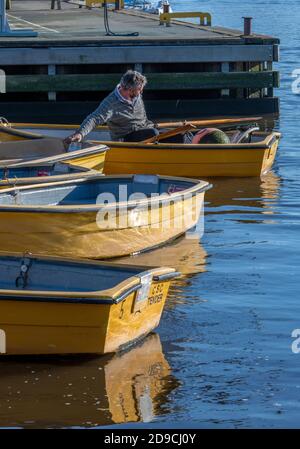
[[0, 252, 179, 355], [0, 124, 108, 171], [101, 132, 280, 178], [1, 122, 281, 177], [0, 174, 211, 259]]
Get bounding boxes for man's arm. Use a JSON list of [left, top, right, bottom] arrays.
[[64, 99, 113, 146], [77, 100, 113, 139]]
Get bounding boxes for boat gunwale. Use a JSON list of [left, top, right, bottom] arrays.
[[96, 131, 281, 151], [0, 251, 178, 304], [0, 250, 170, 272], [0, 168, 98, 187], [0, 283, 141, 305], [0, 125, 43, 139], [0, 174, 212, 212], [6, 124, 281, 150]]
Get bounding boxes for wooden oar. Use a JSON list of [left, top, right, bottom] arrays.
[[157, 116, 262, 129], [143, 124, 196, 144]]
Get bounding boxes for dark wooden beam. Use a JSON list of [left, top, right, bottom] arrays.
[[5, 71, 280, 93]]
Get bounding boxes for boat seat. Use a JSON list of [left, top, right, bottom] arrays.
[[230, 127, 260, 144], [0, 137, 65, 159]]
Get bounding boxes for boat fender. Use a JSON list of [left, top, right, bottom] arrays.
[[37, 170, 50, 177], [192, 128, 230, 144], [191, 128, 217, 144]]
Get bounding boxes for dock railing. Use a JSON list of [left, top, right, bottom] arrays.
[[52, 0, 124, 9], [159, 11, 212, 27]]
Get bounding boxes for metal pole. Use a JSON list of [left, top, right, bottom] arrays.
[[51, 0, 61, 10], [243, 16, 253, 36], [0, 0, 38, 36], [115, 0, 121, 10]]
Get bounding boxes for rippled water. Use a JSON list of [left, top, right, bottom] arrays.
[[0, 0, 300, 429], [158, 0, 300, 428]]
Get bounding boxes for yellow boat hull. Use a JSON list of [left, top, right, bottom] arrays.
[[0, 253, 178, 355], [68, 151, 105, 171], [0, 195, 203, 258], [103, 133, 280, 178], [0, 281, 169, 355]]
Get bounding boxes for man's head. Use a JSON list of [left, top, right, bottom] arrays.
[[120, 70, 147, 100]]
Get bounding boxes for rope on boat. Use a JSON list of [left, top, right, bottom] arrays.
[[15, 252, 33, 289]]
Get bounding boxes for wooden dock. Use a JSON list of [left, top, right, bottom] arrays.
[[0, 0, 280, 122]]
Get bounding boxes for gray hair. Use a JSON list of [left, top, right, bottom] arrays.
[[120, 70, 147, 90]]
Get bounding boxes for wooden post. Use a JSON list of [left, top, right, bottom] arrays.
[[0, 329, 6, 354], [51, 0, 61, 10], [115, 0, 122, 10], [221, 62, 230, 97], [267, 61, 274, 98], [48, 64, 57, 101], [5, 0, 11, 10]]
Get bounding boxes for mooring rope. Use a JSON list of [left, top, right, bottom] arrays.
[[103, 1, 139, 37]]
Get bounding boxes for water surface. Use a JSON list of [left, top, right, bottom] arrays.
[[0, 0, 300, 429]]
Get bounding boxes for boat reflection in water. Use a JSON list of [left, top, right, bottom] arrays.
[[116, 173, 280, 275], [205, 171, 281, 219], [0, 333, 179, 428], [116, 173, 280, 303], [115, 231, 207, 276], [115, 230, 208, 306]]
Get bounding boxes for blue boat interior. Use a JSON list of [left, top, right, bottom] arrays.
[[0, 255, 144, 293], [0, 175, 195, 206], [0, 163, 85, 182]]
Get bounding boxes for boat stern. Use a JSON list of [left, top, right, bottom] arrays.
[[103, 267, 179, 354]]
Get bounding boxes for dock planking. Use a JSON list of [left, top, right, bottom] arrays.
[[0, 0, 280, 121]]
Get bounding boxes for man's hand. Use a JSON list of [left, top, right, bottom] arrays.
[[63, 132, 83, 149]]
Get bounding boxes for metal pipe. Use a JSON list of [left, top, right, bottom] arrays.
[[115, 0, 122, 10], [243, 16, 253, 36], [163, 1, 170, 14]]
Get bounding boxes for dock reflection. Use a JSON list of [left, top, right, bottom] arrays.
[[0, 333, 179, 428]]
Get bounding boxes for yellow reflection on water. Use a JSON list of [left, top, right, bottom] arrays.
[[206, 171, 280, 211], [116, 173, 280, 276], [115, 233, 207, 276], [0, 333, 179, 428]]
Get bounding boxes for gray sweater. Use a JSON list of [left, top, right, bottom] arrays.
[[78, 87, 154, 141]]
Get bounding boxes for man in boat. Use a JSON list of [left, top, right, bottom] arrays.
[[64, 69, 231, 146], [64, 70, 160, 145]]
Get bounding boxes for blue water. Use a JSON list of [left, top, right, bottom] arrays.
[[0, 0, 300, 429], [156, 0, 300, 428]]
